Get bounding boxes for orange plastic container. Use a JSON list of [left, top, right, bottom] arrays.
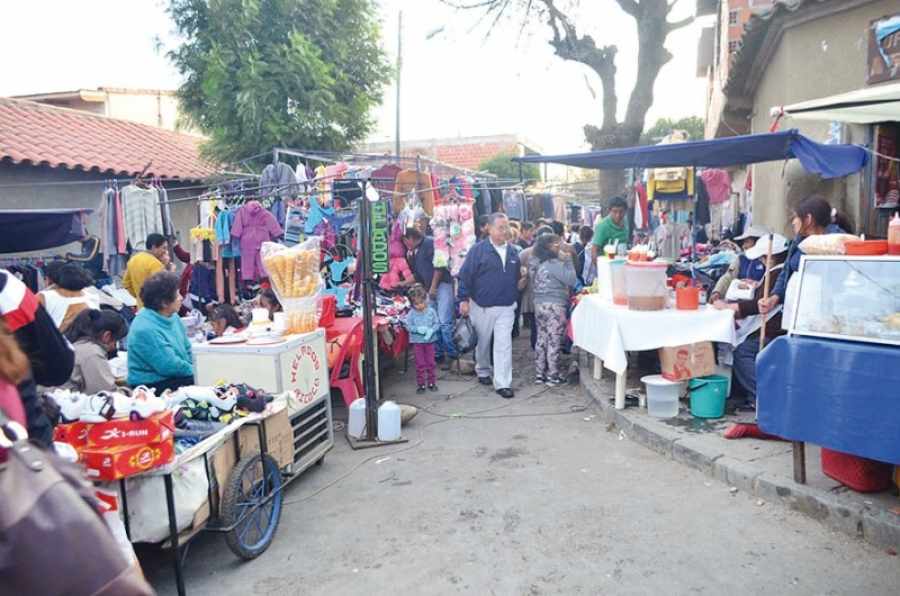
[[844, 240, 888, 256], [675, 286, 700, 310], [889, 213, 900, 255]]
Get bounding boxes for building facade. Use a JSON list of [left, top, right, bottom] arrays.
[[717, 0, 900, 236], [12, 87, 196, 134], [0, 98, 214, 256]]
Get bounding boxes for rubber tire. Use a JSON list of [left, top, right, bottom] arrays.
[[222, 453, 283, 560]]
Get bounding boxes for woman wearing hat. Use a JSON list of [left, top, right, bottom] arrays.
[[709, 225, 770, 302], [713, 233, 789, 411]]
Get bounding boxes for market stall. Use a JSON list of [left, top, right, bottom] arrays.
[[48, 383, 333, 596], [571, 293, 736, 409], [757, 254, 900, 487], [517, 130, 871, 410]]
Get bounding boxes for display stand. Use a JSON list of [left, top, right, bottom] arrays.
[[347, 179, 407, 449]]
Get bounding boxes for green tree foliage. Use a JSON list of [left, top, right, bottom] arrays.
[[640, 116, 705, 145], [168, 0, 390, 164], [479, 152, 541, 182]]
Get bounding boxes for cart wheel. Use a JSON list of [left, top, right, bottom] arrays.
[[222, 453, 283, 560]]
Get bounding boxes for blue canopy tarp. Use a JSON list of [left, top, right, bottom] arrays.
[[513, 129, 868, 178]]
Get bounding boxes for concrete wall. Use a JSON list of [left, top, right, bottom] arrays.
[[749, 0, 896, 235], [104, 92, 186, 132], [0, 162, 202, 258]]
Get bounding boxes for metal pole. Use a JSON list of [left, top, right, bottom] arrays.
[[359, 181, 380, 441], [395, 11, 402, 160]]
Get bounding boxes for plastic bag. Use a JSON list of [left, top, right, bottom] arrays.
[[124, 458, 209, 543], [260, 237, 324, 300], [798, 234, 857, 255], [261, 238, 323, 333], [453, 316, 477, 354]]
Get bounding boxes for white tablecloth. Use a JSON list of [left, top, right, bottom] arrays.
[[571, 295, 737, 374]]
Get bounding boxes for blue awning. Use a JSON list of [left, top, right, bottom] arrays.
[[513, 130, 868, 178]]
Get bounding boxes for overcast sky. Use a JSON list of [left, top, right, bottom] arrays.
[[1, 0, 707, 154]]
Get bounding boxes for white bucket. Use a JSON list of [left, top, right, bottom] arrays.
[[641, 374, 683, 418], [378, 401, 402, 441], [348, 398, 367, 439]]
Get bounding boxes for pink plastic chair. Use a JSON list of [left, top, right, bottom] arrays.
[[329, 321, 364, 407]]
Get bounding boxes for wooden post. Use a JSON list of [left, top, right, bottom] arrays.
[[759, 233, 774, 350], [792, 441, 807, 484]]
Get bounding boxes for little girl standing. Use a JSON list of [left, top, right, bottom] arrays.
[[403, 284, 440, 394]]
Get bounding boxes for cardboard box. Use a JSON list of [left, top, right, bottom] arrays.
[[79, 439, 174, 481], [659, 342, 715, 381], [55, 411, 174, 449]]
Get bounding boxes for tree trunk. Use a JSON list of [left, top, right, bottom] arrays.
[[596, 169, 627, 203]]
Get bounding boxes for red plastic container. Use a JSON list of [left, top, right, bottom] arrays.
[[675, 286, 700, 310], [844, 240, 888, 256], [820, 447, 894, 493]]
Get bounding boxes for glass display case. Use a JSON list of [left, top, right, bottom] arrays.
[[789, 255, 900, 346]]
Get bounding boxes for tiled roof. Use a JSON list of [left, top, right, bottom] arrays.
[[0, 97, 215, 180]]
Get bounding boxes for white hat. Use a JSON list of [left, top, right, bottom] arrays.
[[744, 233, 789, 261], [734, 225, 771, 241]]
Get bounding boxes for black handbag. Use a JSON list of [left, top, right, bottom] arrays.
[[0, 409, 155, 596]]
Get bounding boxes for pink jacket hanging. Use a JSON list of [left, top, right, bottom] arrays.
[[231, 201, 283, 281]]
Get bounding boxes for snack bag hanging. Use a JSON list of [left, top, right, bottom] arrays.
[[261, 237, 324, 334]]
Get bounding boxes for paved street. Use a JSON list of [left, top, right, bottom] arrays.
[[144, 340, 900, 595]]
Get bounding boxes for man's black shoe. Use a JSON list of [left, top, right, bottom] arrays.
[[496, 388, 514, 399], [478, 376, 492, 385]]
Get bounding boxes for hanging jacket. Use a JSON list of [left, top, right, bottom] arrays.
[[231, 201, 283, 281]]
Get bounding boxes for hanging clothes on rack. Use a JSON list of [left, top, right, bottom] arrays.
[[502, 189, 526, 221], [393, 170, 436, 215], [371, 163, 401, 199], [121, 184, 163, 250], [230, 201, 283, 282]]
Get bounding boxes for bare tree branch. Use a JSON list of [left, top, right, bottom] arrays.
[[666, 0, 684, 14], [666, 15, 694, 32], [614, 0, 640, 18]]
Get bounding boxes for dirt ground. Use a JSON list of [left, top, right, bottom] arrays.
[[144, 340, 900, 595]]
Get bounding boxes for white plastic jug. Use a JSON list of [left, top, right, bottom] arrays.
[[377, 401, 402, 441], [348, 398, 367, 439]]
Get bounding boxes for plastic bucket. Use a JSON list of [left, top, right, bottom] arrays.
[[641, 375, 682, 418], [688, 375, 728, 418], [675, 286, 699, 310]]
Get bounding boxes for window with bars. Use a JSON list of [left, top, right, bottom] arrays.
[[728, 40, 741, 54], [728, 10, 739, 26]]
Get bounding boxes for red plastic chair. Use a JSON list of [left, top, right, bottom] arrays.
[[329, 321, 364, 407]]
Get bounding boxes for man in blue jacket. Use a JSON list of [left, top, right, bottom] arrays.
[[458, 213, 524, 399]]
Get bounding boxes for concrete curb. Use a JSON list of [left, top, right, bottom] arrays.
[[580, 369, 900, 550]]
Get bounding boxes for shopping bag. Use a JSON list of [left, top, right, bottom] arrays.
[[453, 317, 477, 354]]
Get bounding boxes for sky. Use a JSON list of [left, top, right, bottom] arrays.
[[0, 0, 708, 155]]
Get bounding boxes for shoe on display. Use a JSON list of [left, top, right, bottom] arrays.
[[169, 386, 236, 412], [428, 383, 438, 392], [129, 391, 167, 421], [47, 389, 89, 423], [416, 385, 426, 394], [477, 376, 492, 386], [80, 392, 131, 423], [496, 388, 514, 399]]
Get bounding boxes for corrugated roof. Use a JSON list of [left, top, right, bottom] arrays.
[[0, 97, 215, 180]]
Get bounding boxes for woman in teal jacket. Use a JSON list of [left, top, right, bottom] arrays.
[[127, 272, 194, 393]]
